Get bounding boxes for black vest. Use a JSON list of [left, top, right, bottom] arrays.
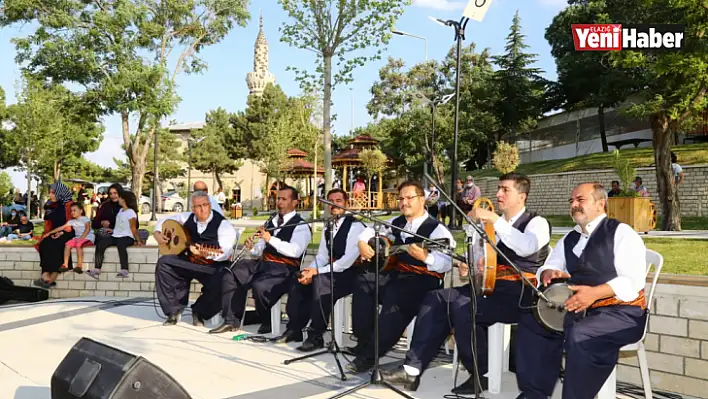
[[497, 210, 551, 274], [183, 211, 225, 247], [564, 217, 620, 287], [263, 213, 307, 266], [391, 215, 440, 270], [325, 215, 363, 262]]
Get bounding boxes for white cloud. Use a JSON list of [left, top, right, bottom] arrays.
[[412, 0, 466, 11]]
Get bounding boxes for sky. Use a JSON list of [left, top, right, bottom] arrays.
[[0, 0, 568, 191]]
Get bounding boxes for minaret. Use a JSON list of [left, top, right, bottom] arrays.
[[246, 12, 275, 96]]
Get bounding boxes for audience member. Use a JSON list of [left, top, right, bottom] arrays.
[[92, 184, 122, 240], [35, 181, 74, 288], [0, 209, 20, 238], [0, 211, 33, 242], [607, 180, 621, 197], [44, 203, 94, 274]]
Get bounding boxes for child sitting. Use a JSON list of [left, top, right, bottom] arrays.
[[44, 203, 94, 273]]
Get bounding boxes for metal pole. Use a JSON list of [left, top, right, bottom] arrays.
[[187, 139, 192, 212], [151, 130, 159, 221], [449, 22, 464, 230], [431, 103, 436, 177]]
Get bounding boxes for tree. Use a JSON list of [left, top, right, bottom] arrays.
[[5, 76, 103, 184], [492, 141, 520, 174], [277, 0, 410, 199], [0, 171, 13, 205], [62, 158, 125, 184], [545, 3, 641, 152], [601, 0, 708, 231], [191, 108, 243, 190], [492, 11, 547, 144], [358, 148, 387, 192], [2, 0, 250, 197]]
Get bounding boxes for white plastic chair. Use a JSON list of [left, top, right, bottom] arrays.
[[451, 322, 511, 393], [597, 248, 663, 399]]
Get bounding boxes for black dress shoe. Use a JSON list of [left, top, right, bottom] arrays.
[[296, 335, 324, 352], [257, 323, 272, 334], [191, 312, 205, 327], [451, 375, 488, 395], [345, 357, 374, 373], [163, 312, 182, 326], [273, 329, 303, 343], [343, 341, 368, 356], [209, 322, 240, 334], [381, 366, 420, 391]]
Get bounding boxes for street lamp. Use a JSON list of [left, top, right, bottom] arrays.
[[391, 29, 428, 61], [186, 135, 206, 211], [429, 15, 469, 229]]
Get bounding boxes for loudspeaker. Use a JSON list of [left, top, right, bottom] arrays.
[[0, 276, 49, 305], [51, 337, 192, 399]]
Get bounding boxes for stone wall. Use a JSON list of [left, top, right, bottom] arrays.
[[617, 282, 708, 398], [474, 164, 708, 216], [2, 246, 708, 397]]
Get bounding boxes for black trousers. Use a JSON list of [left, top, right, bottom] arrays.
[[220, 259, 301, 326], [352, 270, 442, 361], [154, 255, 224, 319], [94, 236, 135, 270], [286, 267, 358, 336], [404, 280, 529, 375]]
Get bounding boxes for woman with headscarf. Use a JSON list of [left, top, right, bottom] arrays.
[[91, 183, 123, 241], [34, 181, 75, 288]]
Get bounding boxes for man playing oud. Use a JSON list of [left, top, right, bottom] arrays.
[[154, 191, 238, 326], [346, 180, 456, 373]]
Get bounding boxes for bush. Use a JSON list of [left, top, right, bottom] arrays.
[[492, 141, 520, 174], [252, 207, 258, 216]]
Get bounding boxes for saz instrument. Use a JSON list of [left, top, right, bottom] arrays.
[[468, 197, 497, 297], [159, 219, 223, 265], [363, 237, 450, 274], [532, 279, 584, 334]]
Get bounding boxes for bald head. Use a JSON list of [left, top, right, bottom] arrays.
[[193, 181, 208, 193]]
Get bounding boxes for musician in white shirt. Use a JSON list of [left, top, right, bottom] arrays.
[[287, 188, 366, 352], [153, 191, 238, 327], [345, 180, 456, 373], [210, 186, 312, 339], [193, 181, 224, 216], [523, 182, 647, 399], [382, 173, 552, 395]]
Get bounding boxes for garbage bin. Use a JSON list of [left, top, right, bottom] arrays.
[[231, 204, 243, 219]]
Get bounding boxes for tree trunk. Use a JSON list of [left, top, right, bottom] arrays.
[[650, 113, 681, 231], [53, 159, 61, 182], [121, 111, 152, 202], [214, 170, 223, 192], [598, 104, 609, 152], [322, 54, 333, 215]]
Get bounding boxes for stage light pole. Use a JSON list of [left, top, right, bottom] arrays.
[[429, 16, 468, 229]]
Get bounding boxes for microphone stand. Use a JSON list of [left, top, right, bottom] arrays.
[[283, 214, 346, 382], [423, 172, 550, 399], [317, 198, 451, 399]]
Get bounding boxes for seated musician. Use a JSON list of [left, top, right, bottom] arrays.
[[153, 191, 238, 326], [382, 173, 552, 394], [209, 186, 312, 338], [524, 182, 647, 399], [286, 188, 366, 352], [346, 180, 456, 373]]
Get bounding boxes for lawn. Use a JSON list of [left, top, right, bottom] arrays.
[[546, 215, 708, 230], [466, 143, 708, 178]]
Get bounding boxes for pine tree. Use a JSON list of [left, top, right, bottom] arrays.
[[492, 11, 547, 144]]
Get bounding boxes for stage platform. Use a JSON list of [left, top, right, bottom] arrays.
[[0, 297, 556, 399]]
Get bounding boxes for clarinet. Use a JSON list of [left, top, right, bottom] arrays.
[[227, 212, 277, 271]]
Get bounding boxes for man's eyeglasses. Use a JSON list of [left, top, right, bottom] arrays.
[[397, 195, 422, 202]]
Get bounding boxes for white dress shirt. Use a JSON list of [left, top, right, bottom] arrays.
[[358, 212, 456, 273], [492, 207, 551, 256], [536, 214, 646, 302], [251, 210, 312, 259], [308, 216, 366, 274], [155, 211, 238, 262]]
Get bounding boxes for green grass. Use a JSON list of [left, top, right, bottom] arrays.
[[467, 143, 708, 178], [546, 215, 708, 230]]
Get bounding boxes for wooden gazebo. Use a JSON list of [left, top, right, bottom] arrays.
[[274, 149, 324, 210], [332, 135, 395, 210]]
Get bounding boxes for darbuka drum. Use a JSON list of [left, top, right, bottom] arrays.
[[532, 279, 576, 334]]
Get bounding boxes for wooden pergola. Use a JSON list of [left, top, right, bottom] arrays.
[[274, 149, 324, 210], [332, 135, 396, 210]]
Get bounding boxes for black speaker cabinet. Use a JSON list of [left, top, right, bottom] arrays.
[[51, 337, 192, 399]]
